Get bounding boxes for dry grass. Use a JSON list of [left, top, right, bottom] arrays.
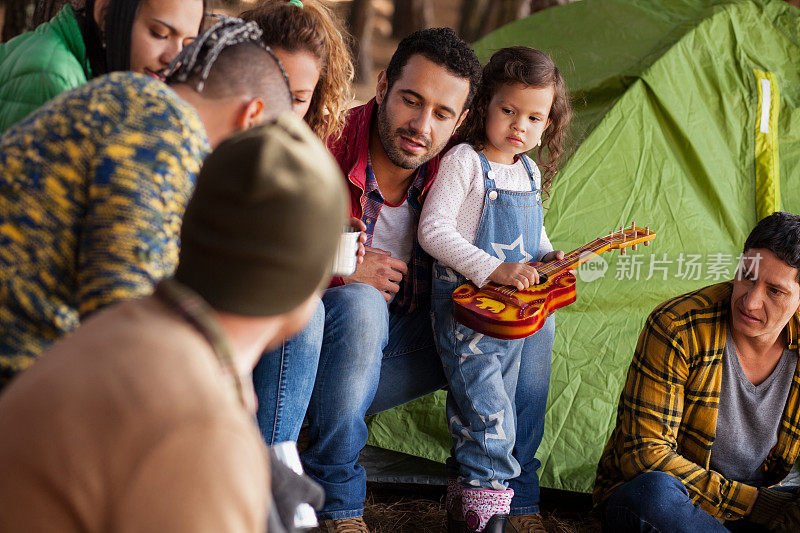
[[364, 493, 447, 533], [362, 486, 602, 533]]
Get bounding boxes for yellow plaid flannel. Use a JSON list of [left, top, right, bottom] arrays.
[[594, 282, 800, 520]]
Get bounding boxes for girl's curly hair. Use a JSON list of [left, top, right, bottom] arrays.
[[459, 46, 572, 193], [240, 0, 354, 144]]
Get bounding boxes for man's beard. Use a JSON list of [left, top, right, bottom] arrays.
[[376, 100, 448, 170]]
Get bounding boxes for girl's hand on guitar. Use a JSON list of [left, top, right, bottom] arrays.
[[488, 262, 540, 290], [541, 250, 564, 263], [541, 250, 577, 276]]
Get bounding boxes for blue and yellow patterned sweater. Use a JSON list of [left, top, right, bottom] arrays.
[[0, 72, 210, 386]]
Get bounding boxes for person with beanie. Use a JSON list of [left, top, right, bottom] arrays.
[[595, 212, 800, 533], [0, 16, 291, 388], [0, 112, 347, 533]]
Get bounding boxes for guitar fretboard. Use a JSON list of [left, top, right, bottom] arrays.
[[496, 225, 655, 295], [537, 238, 609, 277]]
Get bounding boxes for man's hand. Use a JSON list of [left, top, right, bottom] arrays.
[[348, 217, 367, 265], [343, 246, 407, 301], [748, 487, 800, 531], [488, 262, 540, 290]]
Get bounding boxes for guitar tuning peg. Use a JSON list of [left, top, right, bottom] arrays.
[[644, 241, 650, 246], [632, 244, 638, 251], [620, 247, 626, 256]]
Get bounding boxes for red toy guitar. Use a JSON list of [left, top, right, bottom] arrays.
[[452, 224, 656, 339]]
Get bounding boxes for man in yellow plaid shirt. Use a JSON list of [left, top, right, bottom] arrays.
[[595, 211, 800, 532]]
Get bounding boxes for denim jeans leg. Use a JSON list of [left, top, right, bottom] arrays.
[[367, 306, 446, 415], [431, 283, 523, 489], [301, 283, 389, 520], [509, 314, 554, 514], [252, 299, 324, 445], [602, 471, 729, 532]]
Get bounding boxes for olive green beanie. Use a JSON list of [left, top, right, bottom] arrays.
[[175, 112, 347, 316]]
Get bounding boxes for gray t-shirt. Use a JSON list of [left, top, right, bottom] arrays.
[[710, 330, 797, 485]]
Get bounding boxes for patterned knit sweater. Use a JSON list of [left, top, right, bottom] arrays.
[[0, 72, 210, 386]]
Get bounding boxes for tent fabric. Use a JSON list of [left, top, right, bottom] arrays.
[[754, 68, 781, 220], [366, 0, 800, 494]]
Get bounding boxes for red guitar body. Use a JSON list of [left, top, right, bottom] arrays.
[[451, 224, 656, 339], [453, 269, 577, 340]]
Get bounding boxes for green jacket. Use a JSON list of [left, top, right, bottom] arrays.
[[0, 5, 92, 134]]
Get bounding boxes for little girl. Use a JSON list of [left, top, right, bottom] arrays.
[[418, 46, 572, 533]]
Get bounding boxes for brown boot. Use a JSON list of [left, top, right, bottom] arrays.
[[506, 513, 547, 533], [317, 516, 370, 533], [446, 477, 466, 533]]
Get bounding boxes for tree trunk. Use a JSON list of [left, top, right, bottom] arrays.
[[391, 0, 433, 39], [531, 0, 575, 13], [348, 0, 374, 84], [457, 0, 491, 42], [459, 0, 579, 43], [2, 0, 35, 42], [490, 0, 529, 30], [459, 0, 526, 43], [32, 0, 63, 26]]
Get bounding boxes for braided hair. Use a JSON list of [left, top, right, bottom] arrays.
[[164, 15, 289, 94]]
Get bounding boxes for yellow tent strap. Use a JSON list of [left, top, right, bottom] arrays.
[[753, 69, 780, 220]]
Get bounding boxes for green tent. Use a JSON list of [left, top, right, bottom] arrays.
[[366, 0, 800, 493]]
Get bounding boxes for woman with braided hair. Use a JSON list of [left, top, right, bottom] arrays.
[[240, 0, 353, 144], [0, 0, 206, 133]]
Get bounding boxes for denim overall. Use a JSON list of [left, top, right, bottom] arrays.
[[431, 151, 548, 491]]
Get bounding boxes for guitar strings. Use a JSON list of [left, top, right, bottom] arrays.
[[538, 228, 642, 276], [498, 228, 645, 295]]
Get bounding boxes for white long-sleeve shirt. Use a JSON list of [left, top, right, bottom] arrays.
[[419, 143, 553, 287]]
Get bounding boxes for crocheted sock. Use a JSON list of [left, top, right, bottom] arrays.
[[461, 487, 513, 532]]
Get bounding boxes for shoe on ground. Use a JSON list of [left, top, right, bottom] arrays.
[[506, 513, 547, 533], [447, 508, 467, 533], [476, 513, 508, 532], [317, 516, 370, 533]]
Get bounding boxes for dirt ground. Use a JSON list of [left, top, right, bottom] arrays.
[[364, 484, 601, 532]]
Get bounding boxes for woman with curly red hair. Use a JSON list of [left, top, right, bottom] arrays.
[[241, 0, 353, 144]]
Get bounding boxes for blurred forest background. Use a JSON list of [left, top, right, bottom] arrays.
[[3, 0, 799, 101], [0, 0, 576, 103]]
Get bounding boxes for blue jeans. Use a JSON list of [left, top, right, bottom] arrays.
[[300, 283, 445, 520], [602, 471, 772, 532], [253, 299, 324, 444], [432, 267, 554, 499], [508, 315, 553, 515], [252, 282, 552, 518]]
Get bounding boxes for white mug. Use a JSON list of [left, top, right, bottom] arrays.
[[331, 229, 360, 277]]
